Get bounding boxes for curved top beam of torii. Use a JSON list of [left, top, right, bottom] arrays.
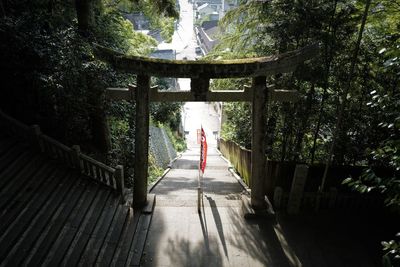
[[94, 43, 319, 79]]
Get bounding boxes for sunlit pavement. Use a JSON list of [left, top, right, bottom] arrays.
[[157, 0, 218, 149], [144, 2, 286, 259], [143, 1, 385, 266], [182, 102, 220, 149], [143, 147, 383, 267], [157, 0, 197, 60], [143, 3, 267, 263], [142, 145, 287, 267]]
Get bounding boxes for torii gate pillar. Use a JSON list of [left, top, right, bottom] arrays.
[[251, 76, 268, 209], [133, 75, 150, 208], [95, 42, 318, 211]]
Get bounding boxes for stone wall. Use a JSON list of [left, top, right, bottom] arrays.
[[149, 126, 177, 169]]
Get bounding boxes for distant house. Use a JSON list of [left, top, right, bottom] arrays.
[[124, 12, 150, 30], [221, 0, 238, 17], [194, 0, 238, 19], [123, 12, 173, 44], [202, 21, 219, 35], [196, 20, 220, 54], [147, 29, 163, 43], [197, 3, 219, 20], [194, 0, 223, 12], [150, 49, 176, 60], [149, 49, 178, 90]]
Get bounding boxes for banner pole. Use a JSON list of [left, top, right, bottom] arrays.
[[198, 168, 201, 213], [198, 125, 202, 213]]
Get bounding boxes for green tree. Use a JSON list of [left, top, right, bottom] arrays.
[[214, 0, 360, 164], [343, 11, 400, 264], [109, 0, 178, 42], [0, 0, 178, 185], [215, 0, 399, 264]]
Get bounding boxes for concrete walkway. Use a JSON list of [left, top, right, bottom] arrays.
[[141, 147, 292, 267], [141, 144, 389, 267]]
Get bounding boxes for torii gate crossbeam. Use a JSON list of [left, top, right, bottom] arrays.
[[95, 43, 319, 212]]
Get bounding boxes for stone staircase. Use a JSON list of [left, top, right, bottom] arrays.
[[0, 131, 153, 266]]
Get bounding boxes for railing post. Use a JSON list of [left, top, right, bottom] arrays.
[[115, 165, 126, 203], [30, 125, 42, 152], [287, 164, 309, 215], [251, 76, 268, 209], [71, 145, 82, 171], [133, 74, 150, 208]]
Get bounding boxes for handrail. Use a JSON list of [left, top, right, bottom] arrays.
[[0, 110, 126, 202], [40, 134, 74, 167]]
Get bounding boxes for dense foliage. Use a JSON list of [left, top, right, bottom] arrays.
[[112, 0, 178, 42], [210, 0, 399, 264], [0, 0, 179, 187], [0, 0, 398, 263], [211, 0, 399, 166]]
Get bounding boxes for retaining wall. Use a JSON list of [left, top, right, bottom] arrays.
[[149, 126, 177, 169]]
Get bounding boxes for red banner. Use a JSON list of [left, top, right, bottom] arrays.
[[200, 127, 207, 173]]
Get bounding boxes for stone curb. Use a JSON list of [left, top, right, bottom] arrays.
[[148, 152, 183, 193]]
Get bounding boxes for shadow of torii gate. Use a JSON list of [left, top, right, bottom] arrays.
[[95, 43, 318, 212]]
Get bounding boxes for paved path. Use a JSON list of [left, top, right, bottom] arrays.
[[141, 96, 384, 267], [141, 147, 292, 267], [141, 145, 387, 267]]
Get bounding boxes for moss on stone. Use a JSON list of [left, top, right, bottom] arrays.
[[93, 43, 319, 79]]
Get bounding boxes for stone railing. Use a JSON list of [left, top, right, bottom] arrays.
[[0, 110, 126, 202], [218, 138, 251, 186], [219, 137, 384, 213]]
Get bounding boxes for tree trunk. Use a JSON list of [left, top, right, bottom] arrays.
[[85, 71, 111, 156], [75, 0, 111, 156], [75, 0, 93, 35], [293, 82, 315, 161], [0, 0, 5, 17], [47, 0, 54, 15], [265, 105, 278, 155], [280, 104, 289, 162], [280, 127, 288, 162], [280, 103, 295, 162], [310, 0, 338, 164], [0, 0, 7, 18], [320, 0, 372, 192], [310, 90, 326, 163]]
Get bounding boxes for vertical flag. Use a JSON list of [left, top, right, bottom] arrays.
[[200, 127, 208, 173]]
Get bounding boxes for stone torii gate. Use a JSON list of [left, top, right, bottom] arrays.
[[95, 44, 318, 211]]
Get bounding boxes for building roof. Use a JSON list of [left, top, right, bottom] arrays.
[[197, 0, 222, 4], [205, 26, 219, 40], [201, 20, 218, 31], [197, 3, 210, 11], [150, 49, 176, 60]]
